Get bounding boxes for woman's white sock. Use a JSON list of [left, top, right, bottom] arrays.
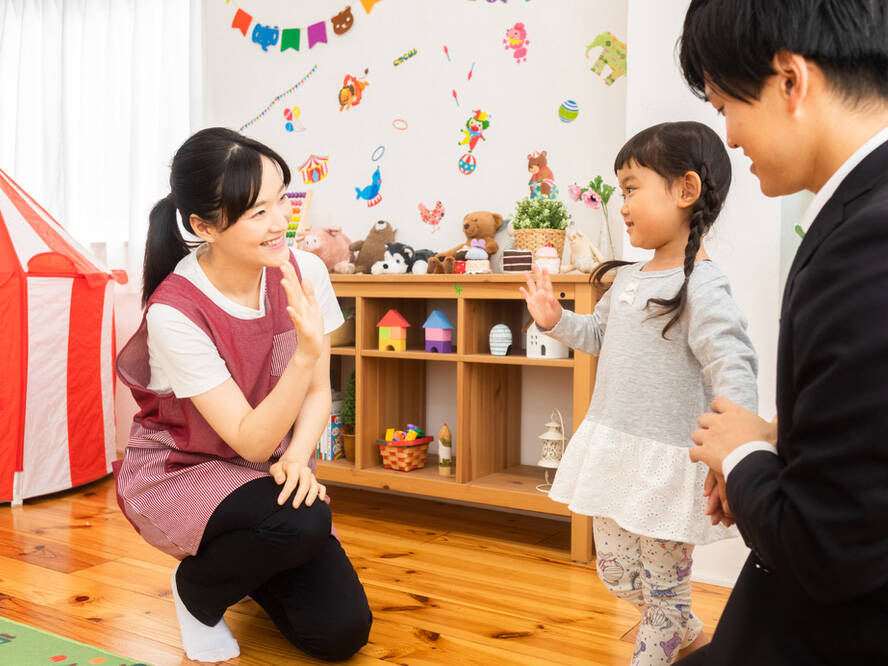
[[171, 565, 240, 663]]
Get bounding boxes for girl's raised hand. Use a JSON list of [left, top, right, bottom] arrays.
[[280, 261, 324, 360], [519, 264, 563, 330]]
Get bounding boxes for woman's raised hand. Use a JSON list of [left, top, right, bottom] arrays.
[[519, 264, 563, 330], [280, 261, 324, 360]]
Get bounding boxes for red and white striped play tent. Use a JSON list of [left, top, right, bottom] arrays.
[[0, 167, 127, 504]]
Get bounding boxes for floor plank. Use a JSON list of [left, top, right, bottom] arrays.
[[0, 477, 730, 665]]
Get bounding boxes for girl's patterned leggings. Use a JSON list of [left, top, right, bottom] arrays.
[[593, 516, 703, 666]]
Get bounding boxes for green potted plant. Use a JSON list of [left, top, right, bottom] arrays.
[[340, 371, 356, 462], [511, 195, 572, 263]]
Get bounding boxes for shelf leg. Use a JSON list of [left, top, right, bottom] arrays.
[[570, 513, 594, 563]]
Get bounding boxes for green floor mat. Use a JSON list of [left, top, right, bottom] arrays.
[[0, 616, 151, 666]]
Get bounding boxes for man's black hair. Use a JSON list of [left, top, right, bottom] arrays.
[[679, 0, 888, 104]]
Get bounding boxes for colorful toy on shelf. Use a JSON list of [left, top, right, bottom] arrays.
[[534, 243, 561, 274], [489, 324, 513, 356], [423, 310, 454, 353], [285, 191, 311, 246], [463, 239, 492, 274], [299, 154, 329, 184], [437, 423, 453, 476], [502, 249, 532, 272], [377, 309, 410, 351], [378, 424, 434, 471]]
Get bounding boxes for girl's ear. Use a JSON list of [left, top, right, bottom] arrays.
[[190, 214, 217, 243], [676, 171, 702, 210]]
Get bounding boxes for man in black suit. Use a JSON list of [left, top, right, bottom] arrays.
[[674, 1, 888, 664]]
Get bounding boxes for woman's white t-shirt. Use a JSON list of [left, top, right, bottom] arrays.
[[146, 246, 343, 396]]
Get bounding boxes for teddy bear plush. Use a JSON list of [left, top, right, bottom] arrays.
[[428, 211, 503, 274], [293, 226, 354, 273], [348, 220, 395, 274]]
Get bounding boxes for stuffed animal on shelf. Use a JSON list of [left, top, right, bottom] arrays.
[[561, 228, 605, 273], [349, 220, 395, 274], [293, 226, 354, 273], [489, 217, 514, 273], [372, 242, 437, 275], [428, 211, 503, 274]]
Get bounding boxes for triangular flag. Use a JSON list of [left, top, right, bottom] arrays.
[[281, 28, 300, 52], [307, 21, 328, 49], [361, 0, 382, 14], [231, 8, 252, 36]]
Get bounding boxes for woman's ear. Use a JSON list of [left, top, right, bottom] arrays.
[[190, 214, 217, 243], [676, 171, 702, 209]]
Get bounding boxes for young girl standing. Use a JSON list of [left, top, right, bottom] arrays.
[[521, 121, 757, 665], [114, 128, 371, 662]]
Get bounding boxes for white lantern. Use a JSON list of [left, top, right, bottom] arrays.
[[536, 409, 565, 492]]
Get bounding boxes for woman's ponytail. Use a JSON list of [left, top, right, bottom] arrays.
[[142, 194, 189, 306]]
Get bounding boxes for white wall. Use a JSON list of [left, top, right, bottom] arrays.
[[202, 0, 627, 255], [202, 0, 627, 467]]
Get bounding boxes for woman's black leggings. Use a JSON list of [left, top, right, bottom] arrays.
[[176, 476, 372, 661]]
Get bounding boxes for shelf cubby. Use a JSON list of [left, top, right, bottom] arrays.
[[320, 273, 602, 562]]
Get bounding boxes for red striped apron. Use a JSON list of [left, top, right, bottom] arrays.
[[113, 254, 321, 558]]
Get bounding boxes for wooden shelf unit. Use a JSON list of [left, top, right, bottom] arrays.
[[321, 273, 601, 562]]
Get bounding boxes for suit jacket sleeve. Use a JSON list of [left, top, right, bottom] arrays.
[[727, 203, 888, 605]]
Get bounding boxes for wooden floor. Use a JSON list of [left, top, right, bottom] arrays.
[[0, 476, 730, 665]]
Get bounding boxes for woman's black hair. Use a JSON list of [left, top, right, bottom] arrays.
[[142, 127, 291, 306], [591, 121, 732, 338], [678, 0, 888, 105]]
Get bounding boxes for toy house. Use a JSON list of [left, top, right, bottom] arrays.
[[298, 154, 329, 184], [525, 322, 570, 359], [422, 310, 453, 353], [377, 309, 410, 351]]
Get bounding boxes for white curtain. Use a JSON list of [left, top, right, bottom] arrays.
[[0, 0, 200, 287]]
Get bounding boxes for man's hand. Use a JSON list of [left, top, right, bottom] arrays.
[[703, 468, 734, 527], [690, 397, 776, 474]]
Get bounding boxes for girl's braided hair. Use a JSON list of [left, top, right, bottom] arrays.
[[592, 121, 732, 338]]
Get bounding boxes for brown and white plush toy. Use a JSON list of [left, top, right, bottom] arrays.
[[428, 211, 503, 274], [348, 220, 395, 274]]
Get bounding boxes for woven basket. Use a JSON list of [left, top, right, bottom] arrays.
[[513, 228, 566, 260], [378, 436, 432, 471]]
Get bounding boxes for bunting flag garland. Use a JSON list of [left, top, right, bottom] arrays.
[[227, 2, 377, 54], [281, 28, 300, 52], [307, 21, 328, 48], [232, 8, 252, 35], [238, 66, 318, 132]]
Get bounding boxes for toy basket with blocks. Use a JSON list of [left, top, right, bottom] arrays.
[[378, 436, 433, 471]]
